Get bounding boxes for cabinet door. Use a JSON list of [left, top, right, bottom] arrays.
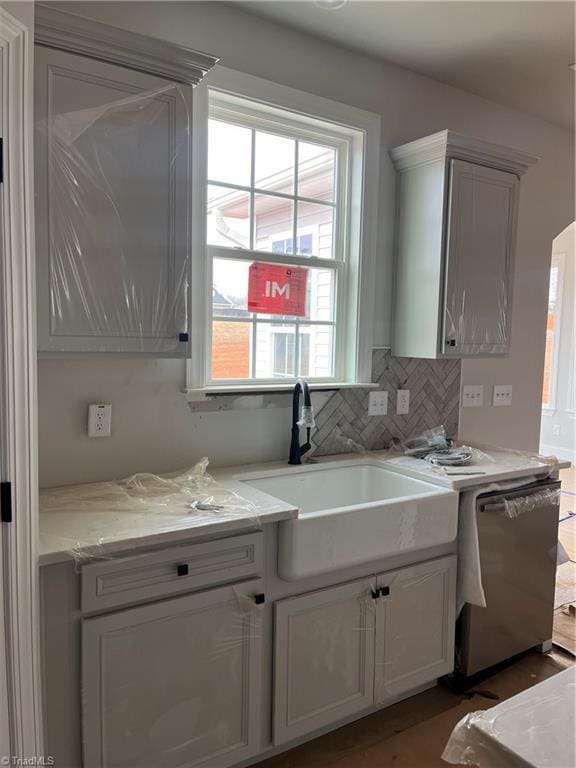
[[82, 580, 263, 768], [375, 556, 456, 704], [443, 159, 519, 356], [35, 45, 191, 354], [274, 578, 375, 745]]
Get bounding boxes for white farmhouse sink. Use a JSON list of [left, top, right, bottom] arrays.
[[238, 460, 458, 580]]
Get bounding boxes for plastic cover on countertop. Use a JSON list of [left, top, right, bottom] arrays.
[[39, 459, 265, 567], [383, 425, 560, 482], [442, 666, 575, 768], [36, 63, 191, 353]]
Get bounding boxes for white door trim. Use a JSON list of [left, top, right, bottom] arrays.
[[0, 3, 44, 761]]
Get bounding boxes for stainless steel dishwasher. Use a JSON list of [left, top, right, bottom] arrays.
[[457, 479, 561, 677]]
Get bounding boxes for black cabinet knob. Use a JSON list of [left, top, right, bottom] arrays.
[[179, 332, 189, 342], [254, 593, 265, 605], [371, 589, 380, 600], [380, 586, 390, 597], [176, 563, 189, 577]]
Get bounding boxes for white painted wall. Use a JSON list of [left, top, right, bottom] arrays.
[[540, 222, 575, 462], [37, 1, 574, 487]]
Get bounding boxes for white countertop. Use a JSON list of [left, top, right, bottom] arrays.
[[38, 446, 567, 566], [443, 666, 575, 768]]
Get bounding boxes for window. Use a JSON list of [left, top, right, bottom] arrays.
[[187, 71, 380, 393], [542, 254, 564, 409]]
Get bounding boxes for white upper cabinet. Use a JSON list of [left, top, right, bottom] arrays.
[[390, 131, 538, 359], [33, 2, 220, 356], [35, 45, 193, 354]]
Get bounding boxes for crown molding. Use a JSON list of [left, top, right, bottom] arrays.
[[390, 129, 539, 176], [35, 5, 218, 86]]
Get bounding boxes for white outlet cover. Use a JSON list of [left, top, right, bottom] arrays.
[[462, 385, 484, 407], [368, 390, 388, 416], [396, 389, 410, 415], [493, 384, 513, 407], [88, 404, 112, 437]]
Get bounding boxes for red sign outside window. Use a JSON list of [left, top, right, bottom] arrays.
[[248, 262, 308, 317]]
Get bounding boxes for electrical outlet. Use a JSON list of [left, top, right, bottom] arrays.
[[88, 404, 112, 438], [493, 384, 513, 407], [368, 390, 388, 416], [396, 389, 410, 415], [462, 385, 484, 407]]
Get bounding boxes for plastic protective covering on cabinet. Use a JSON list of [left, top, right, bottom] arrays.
[[36, 77, 191, 352], [40, 459, 264, 567], [443, 666, 575, 768], [81, 576, 265, 768]]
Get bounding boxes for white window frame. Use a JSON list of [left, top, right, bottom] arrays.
[[187, 67, 380, 395], [541, 253, 564, 412]]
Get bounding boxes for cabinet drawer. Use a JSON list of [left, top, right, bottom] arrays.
[[81, 532, 263, 613]]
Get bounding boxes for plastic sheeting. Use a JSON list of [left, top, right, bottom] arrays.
[[443, 666, 576, 768], [39, 459, 262, 567], [503, 487, 561, 518], [36, 64, 191, 353]]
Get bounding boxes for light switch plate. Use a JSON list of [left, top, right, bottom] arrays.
[[493, 384, 513, 407], [396, 389, 410, 415], [462, 385, 484, 408], [368, 390, 388, 416], [88, 404, 112, 437]]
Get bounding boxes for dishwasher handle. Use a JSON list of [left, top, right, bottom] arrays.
[[480, 487, 561, 518]]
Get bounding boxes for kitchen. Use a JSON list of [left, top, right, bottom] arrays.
[[0, 2, 574, 767]]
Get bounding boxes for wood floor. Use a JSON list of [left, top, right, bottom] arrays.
[[254, 650, 573, 768]]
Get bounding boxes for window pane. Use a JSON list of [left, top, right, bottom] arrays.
[[208, 119, 251, 186], [299, 325, 335, 378], [255, 131, 295, 195], [213, 259, 250, 317], [254, 323, 296, 379], [296, 201, 334, 259], [212, 321, 251, 380], [298, 142, 335, 202], [254, 194, 294, 254], [207, 185, 250, 249]]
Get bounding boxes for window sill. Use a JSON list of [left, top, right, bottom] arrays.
[[183, 381, 378, 402]]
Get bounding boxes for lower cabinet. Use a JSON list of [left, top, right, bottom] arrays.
[[375, 556, 457, 704], [273, 556, 456, 746], [82, 579, 263, 768], [273, 577, 376, 745]]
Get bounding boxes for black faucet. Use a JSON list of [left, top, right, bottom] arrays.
[[289, 378, 315, 465]]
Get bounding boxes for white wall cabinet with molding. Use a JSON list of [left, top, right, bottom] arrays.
[[391, 131, 538, 359], [33, 7, 218, 355]]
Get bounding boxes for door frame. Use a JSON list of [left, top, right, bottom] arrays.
[[0, 3, 44, 760]]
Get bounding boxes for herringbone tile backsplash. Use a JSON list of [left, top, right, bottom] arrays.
[[312, 349, 461, 457]]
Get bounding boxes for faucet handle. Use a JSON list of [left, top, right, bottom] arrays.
[[298, 405, 315, 429]]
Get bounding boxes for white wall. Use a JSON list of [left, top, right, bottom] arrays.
[[38, 1, 575, 487], [540, 223, 575, 462]]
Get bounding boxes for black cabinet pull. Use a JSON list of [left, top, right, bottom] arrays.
[[179, 332, 189, 342], [380, 586, 390, 597], [176, 564, 189, 577], [254, 593, 265, 605], [371, 589, 380, 600], [445, 339, 456, 347]]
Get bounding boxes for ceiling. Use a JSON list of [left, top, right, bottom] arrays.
[[238, 1, 575, 129]]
